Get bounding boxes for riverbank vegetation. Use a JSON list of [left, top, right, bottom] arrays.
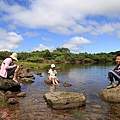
[[0, 48, 119, 67]]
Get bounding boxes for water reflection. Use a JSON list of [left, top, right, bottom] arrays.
[[47, 84, 56, 93]]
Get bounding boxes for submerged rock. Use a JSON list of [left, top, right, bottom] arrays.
[[44, 91, 86, 109], [17, 92, 26, 97], [63, 82, 72, 87], [35, 72, 43, 77], [99, 86, 120, 103]]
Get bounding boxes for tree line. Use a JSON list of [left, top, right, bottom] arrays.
[[0, 48, 119, 64]]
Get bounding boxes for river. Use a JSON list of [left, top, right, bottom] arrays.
[[0, 64, 120, 120]]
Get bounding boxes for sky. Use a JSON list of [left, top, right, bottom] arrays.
[[0, 0, 120, 54]]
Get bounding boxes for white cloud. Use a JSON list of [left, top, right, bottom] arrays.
[[23, 32, 40, 37], [62, 36, 92, 51], [0, 28, 23, 51], [42, 37, 52, 41], [117, 31, 120, 39], [31, 44, 54, 52], [1, 0, 120, 35]]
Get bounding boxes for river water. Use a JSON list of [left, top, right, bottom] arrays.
[[0, 64, 120, 120]]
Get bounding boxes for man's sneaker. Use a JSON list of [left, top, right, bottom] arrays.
[[107, 84, 116, 89]]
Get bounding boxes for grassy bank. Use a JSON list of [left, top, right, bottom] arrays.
[[16, 61, 50, 68]]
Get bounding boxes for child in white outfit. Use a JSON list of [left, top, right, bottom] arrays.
[[48, 64, 58, 85]]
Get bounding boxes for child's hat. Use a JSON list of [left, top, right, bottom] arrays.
[[51, 64, 55, 68]]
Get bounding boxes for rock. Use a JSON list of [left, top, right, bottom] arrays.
[[0, 91, 5, 99], [5, 91, 15, 98], [0, 77, 20, 91], [19, 78, 34, 83], [44, 91, 86, 109], [35, 72, 43, 77], [44, 78, 60, 85], [99, 86, 120, 103], [19, 68, 34, 78], [19, 67, 35, 83], [17, 92, 26, 97], [7, 98, 19, 104], [63, 82, 72, 87], [0, 67, 35, 90]]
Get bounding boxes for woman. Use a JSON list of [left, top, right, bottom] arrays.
[[0, 53, 19, 83]]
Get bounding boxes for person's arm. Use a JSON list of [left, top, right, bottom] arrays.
[[117, 65, 120, 72], [55, 70, 57, 76], [48, 73, 50, 80], [55, 70, 58, 79], [48, 69, 51, 80]]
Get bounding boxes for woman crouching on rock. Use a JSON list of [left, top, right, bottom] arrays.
[[0, 53, 19, 83]]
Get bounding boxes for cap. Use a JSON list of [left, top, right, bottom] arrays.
[[51, 64, 55, 68]]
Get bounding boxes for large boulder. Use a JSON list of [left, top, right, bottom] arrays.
[[0, 77, 20, 91], [99, 86, 120, 103], [0, 67, 34, 91], [44, 91, 86, 109]]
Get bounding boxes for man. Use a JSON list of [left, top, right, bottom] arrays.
[[107, 54, 120, 89]]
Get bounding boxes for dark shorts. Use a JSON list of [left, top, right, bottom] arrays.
[[7, 66, 17, 77]]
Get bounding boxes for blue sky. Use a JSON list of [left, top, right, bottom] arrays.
[[0, 0, 120, 54]]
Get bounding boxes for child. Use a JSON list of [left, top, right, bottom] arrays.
[[48, 64, 59, 85], [107, 54, 120, 89]]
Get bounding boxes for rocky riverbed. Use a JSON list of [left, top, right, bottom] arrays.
[[0, 67, 120, 120]]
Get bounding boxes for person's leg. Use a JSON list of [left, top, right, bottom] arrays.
[[114, 72, 120, 86], [108, 72, 114, 84], [13, 65, 19, 83], [107, 72, 116, 88], [54, 78, 58, 84], [108, 70, 120, 86], [51, 78, 56, 84], [7, 66, 17, 78]]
